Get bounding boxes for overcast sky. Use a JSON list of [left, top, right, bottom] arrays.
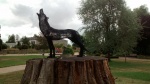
[[0, 0, 150, 42]]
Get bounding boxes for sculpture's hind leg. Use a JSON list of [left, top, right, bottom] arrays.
[[46, 38, 55, 58], [47, 40, 53, 58], [51, 41, 55, 58], [69, 37, 85, 57]]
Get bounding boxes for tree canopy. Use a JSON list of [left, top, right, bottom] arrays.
[[133, 5, 150, 17], [35, 33, 49, 50], [133, 5, 150, 55], [78, 0, 141, 56], [6, 34, 15, 43]]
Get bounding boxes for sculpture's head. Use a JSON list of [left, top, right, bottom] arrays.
[[37, 9, 49, 21]]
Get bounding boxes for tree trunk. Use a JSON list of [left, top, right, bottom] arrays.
[[21, 56, 115, 84]]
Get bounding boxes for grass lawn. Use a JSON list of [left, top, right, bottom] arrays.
[[0, 71, 23, 84], [109, 58, 150, 84], [0, 57, 150, 84], [0, 55, 43, 68]]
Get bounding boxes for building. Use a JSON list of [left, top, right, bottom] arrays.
[[5, 43, 16, 48], [5, 36, 68, 48], [28, 37, 39, 45], [53, 40, 68, 47]]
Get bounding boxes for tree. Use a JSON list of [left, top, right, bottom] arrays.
[[133, 5, 150, 55], [133, 5, 150, 17], [21, 36, 30, 49], [116, 7, 141, 62], [78, 0, 141, 60], [0, 39, 8, 50], [35, 33, 49, 50], [2, 43, 8, 49], [0, 39, 2, 51], [6, 34, 15, 43], [16, 41, 22, 50]]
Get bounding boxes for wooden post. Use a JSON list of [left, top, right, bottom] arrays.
[[21, 56, 115, 84]]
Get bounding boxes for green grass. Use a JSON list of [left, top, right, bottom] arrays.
[[109, 58, 150, 84], [0, 55, 43, 68], [0, 57, 150, 84], [0, 71, 23, 84]]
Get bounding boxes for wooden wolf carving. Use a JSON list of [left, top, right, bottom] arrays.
[[37, 9, 87, 58]]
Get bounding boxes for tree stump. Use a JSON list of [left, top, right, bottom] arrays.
[[21, 56, 115, 84]]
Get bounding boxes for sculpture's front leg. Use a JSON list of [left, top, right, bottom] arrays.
[[51, 42, 55, 58], [46, 38, 53, 58]]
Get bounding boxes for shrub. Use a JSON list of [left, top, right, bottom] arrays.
[[63, 47, 74, 55]]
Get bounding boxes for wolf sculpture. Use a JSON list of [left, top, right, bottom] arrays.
[[37, 9, 87, 58]]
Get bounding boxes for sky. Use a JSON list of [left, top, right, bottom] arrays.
[[0, 0, 150, 42]]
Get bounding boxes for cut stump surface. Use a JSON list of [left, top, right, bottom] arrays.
[[21, 56, 115, 84]]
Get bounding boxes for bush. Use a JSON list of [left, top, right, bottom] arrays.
[[2, 43, 8, 49], [63, 47, 74, 55], [21, 44, 29, 49]]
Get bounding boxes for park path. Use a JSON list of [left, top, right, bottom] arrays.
[[0, 52, 79, 75], [0, 65, 25, 74]]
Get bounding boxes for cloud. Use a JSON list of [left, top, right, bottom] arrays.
[[10, 4, 39, 27], [0, 19, 26, 27], [1, 0, 83, 42], [8, 0, 82, 30], [0, 0, 7, 4], [39, 0, 79, 29]]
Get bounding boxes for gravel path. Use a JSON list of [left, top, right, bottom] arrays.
[[0, 65, 25, 74]]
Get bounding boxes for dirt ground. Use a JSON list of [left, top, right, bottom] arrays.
[[0, 65, 25, 74]]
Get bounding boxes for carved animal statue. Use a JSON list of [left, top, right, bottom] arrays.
[[37, 9, 87, 58]]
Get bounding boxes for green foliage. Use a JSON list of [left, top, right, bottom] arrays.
[[20, 36, 30, 49], [2, 43, 8, 49], [133, 5, 150, 55], [133, 5, 150, 17], [0, 39, 2, 51], [63, 46, 74, 55], [114, 7, 142, 55], [21, 44, 28, 49], [6, 34, 15, 43], [35, 33, 48, 50], [78, 0, 141, 55], [14, 41, 22, 50], [21, 36, 30, 45]]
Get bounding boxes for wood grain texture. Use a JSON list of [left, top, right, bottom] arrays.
[[21, 56, 115, 84]]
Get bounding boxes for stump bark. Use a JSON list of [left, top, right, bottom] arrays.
[[21, 56, 115, 84]]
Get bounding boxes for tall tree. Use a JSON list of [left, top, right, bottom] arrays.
[[21, 36, 30, 45], [133, 5, 150, 55], [0, 39, 2, 51], [78, 0, 141, 59], [6, 34, 15, 43], [133, 5, 150, 17], [21, 36, 30, 49], [35, 33, 49, 50], [116, 7, 141, 58]]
